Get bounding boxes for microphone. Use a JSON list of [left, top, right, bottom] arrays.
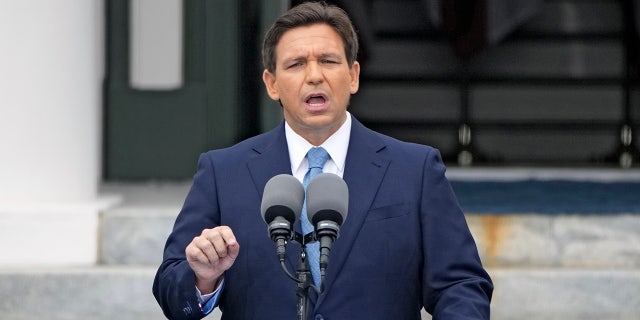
[[261, 174, 305, 261], [306, 173, 348, 283]]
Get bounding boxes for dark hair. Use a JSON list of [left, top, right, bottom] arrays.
[[262, 1, 359, 73]]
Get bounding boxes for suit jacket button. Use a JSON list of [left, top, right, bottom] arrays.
[[314, 314, 324, 320]]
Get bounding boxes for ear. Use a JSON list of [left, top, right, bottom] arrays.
[[262, 69, 280, 100], [349, 61, 360, 94]]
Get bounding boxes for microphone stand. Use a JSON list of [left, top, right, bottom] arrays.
[[295, 249, 311, 320], [271, 224, 336, 320], [270, 221, 314, 320], [276, 232, 317, 320]]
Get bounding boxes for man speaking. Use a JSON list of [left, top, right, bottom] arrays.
[[153, 2, 493, 319]]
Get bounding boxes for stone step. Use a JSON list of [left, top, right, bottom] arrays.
[[99, 182, 640, 268], [100, 206, 176, 266], [0, 266, 171, 320], [99, 183, 189, 266], [1, 266, 638, 320], [92, 180, 640, 320], [490, 268, 640, 320], [466, 214, 640, 268]]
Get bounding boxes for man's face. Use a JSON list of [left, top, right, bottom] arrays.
[[263, 23, 360, 145]]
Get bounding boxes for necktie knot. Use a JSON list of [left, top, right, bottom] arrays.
[[307, 147, 329, 171]]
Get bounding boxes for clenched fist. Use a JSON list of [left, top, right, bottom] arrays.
[[185, 226, 240, 294]]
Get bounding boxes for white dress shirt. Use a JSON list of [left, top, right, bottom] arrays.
[[285, 112, 351, 182]]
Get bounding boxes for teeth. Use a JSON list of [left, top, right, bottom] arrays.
[[306, 95, 326, 107]]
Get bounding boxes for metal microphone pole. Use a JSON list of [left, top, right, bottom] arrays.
[[295, 249, 311, 320], [275, 232, 318, 320]]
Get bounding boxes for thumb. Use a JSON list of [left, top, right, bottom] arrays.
[[227, 240, 240, 259]]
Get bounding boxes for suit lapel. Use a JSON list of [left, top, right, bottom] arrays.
[[316, 118, 390, 305], [247, 122, 292, 194], [246, 122, 305, 274]]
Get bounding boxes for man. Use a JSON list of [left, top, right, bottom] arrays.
[[153, 2, 493, 319]]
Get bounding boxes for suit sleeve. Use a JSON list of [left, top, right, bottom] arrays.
[[420, 149, 493, 319], [153, 153, 221, 320]]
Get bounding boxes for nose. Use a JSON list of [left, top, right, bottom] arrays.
[[305, 61, 323, 85]]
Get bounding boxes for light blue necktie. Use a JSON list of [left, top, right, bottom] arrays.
[[301, 147, 330, 288]]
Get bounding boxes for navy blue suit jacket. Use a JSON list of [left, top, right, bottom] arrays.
[[153, 117, 492, 319]]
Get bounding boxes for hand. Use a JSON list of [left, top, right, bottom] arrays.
[[185, 226, 240, 294]]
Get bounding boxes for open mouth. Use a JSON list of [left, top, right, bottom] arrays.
[[305, 94, 328, 108]]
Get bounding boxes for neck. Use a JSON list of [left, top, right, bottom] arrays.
[[296, 114, 348, 146]]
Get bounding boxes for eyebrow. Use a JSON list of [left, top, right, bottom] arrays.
[[281, 52, 343, 65], [317, 53, 343, 61]]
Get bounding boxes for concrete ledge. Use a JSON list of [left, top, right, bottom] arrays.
[[0, 196, 119, 266], [100, 207, 176, 265], [100, 198, 640, 269], [467, 214, 640, 268], [490, 268, 640, 320], [1, 267, 638, 320], [0, 266, 166, 320], [98, 182, 189, 266]]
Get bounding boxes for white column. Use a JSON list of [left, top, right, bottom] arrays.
[[0, 0, 116, 266]]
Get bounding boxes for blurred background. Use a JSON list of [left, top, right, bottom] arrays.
[[1, 0, 639, 319]]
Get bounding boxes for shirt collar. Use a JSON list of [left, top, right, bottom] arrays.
[[285, 112, 351, 175]]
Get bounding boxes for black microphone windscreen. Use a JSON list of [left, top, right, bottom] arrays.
[[306, 173, 348, 226], [261, 174, 304, 225]]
